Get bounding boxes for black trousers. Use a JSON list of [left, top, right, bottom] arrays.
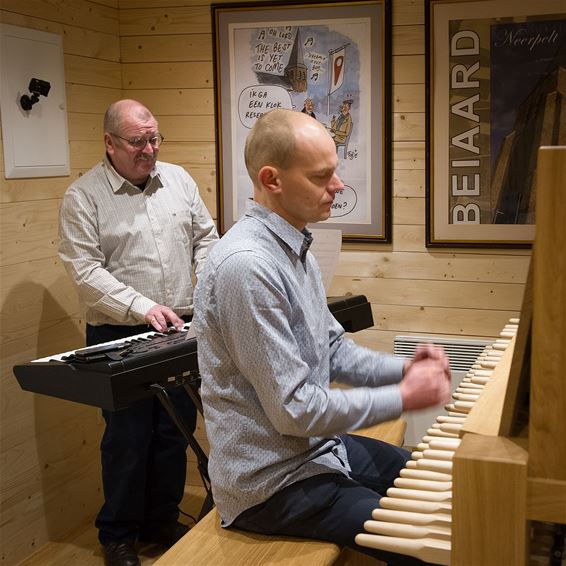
[[87, 322, 197, 544], [233, 434, 430, 566]]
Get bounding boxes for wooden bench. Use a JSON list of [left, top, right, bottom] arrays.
[[154, 418, 406, 566]]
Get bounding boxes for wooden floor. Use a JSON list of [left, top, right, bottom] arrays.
[[19, 486, 208, 566]]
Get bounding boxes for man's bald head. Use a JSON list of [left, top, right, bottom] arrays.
[[104, 99, 154, 134], [244, 109, 328, 186]]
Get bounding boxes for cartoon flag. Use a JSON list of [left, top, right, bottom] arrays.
[[329, 47, 345, 94]]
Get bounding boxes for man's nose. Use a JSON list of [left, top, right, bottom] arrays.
[[328, 173, 344, 194]]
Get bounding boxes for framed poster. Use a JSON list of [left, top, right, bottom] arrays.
[[212, 0, 392, 242], [426, 0, 565, 247]]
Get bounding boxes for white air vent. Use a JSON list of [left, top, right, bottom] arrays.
[[394, 335, 493, 373]]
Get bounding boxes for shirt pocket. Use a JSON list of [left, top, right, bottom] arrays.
[[170, 208, 193, 247]]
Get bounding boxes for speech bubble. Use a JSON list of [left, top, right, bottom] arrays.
[[238, 85, 293, 129], [331, 184, 357, 218]]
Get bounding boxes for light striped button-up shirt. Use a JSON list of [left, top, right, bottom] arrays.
[[193, 201, 404, 526], [59, 157, 218, 326]]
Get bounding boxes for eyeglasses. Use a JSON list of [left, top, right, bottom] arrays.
[[110, 132, 165, 149]]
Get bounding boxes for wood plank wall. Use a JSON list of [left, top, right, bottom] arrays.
[[0, 0, 530, 564], [0, 1, 120, 564]]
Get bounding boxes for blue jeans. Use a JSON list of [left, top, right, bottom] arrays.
[[87, 323, 197, 543], [233, 434, 428, 565]]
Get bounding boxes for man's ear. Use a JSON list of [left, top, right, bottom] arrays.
[[104, 133, 115, 154], [258, 165, 282, 194]]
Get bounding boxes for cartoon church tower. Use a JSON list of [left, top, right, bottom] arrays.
[[284, 29, 308, 93]]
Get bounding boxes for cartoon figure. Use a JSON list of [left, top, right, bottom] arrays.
[[330, 100, 353, 157], [301, 97, 316, 120]]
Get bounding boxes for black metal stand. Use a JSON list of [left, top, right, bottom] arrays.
[[150, 377, 214, 521]]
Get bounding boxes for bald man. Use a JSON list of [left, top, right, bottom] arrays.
[[59, 99, 218, 566], [193, 109, 449, 565]]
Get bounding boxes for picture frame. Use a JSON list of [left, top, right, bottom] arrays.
[[212, 0, 392, 242], [425, 0, 565, 248]]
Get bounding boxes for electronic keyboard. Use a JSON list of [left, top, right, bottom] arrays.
[[13, 295, 374, 411]]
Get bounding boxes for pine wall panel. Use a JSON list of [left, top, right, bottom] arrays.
[[0, 2, 119, 563], [0, 0, 530, 563]]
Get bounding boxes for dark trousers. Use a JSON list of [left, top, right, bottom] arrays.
[[87, 323, 197, 544], [233, 434, 428, 566]]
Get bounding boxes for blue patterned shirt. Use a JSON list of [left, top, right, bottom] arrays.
[[193, 201, 404, 525]]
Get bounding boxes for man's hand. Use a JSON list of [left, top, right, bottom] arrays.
[[144, 305, 185, 333], [403, 343, 451, 381], [400, 346, 451, 411]]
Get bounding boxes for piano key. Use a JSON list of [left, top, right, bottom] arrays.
[[399, 468, 452, 482], [428, 438, 461, 451], [379, 498, 452, 515], [415, 458, 453, 473], [371, 508, 451, 527], [394, 478, 452, 492], [422, 449, 454, 461], [363, 519, 452, 539], [355, 533, 451, 565], [386, 488, 452, 503]]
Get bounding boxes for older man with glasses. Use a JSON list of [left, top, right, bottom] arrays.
[[58, 99, 218, 566]]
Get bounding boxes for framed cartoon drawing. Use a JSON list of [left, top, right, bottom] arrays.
[[212, 0, 392, 241]]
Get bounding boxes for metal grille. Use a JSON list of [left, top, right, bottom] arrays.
[[393, 335, 493, 373]]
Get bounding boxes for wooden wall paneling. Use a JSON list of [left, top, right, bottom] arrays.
[[393, 112, 425, 141], [69, 140, 109, 168], [0, 1, 120, 563], [335, 251, 530, 282], [68, 112, 105, 141], [121, 61, 212, 89], [392, 0, 424, 25], [156, 115, 215, 142], [157, 142, 215, 167], [123, 88, 214, 115], [179, 165, 217, 217], [393, 84, 425, 112], [118, 6, 211, 36], [394, 195, 424, 225], [120, 33, 212, 62], [0, 10, 120, 62], [0, 257, 82, 347], [65, 84, 122, 114], [0, 0, 118, 35], [0, 173, 84, 204], [392, 24, 424, 55], [392, 141, 426, 169], [393, 55, 425, 84], [329, 276, 524, 311], [0, 201, 61, 267], [393, 169, 424, 197], [390, 224, 425, 251], [368, 303, 518, 337], [65, 54, 121, 88]]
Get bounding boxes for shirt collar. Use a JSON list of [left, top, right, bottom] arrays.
[[103, 155, 163, 193], [245, 201, 313, 262]]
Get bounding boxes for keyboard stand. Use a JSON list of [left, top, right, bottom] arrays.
[[150, 378, 214, 521]]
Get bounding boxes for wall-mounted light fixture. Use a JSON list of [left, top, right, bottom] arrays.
[[20, 77, 51, 111]]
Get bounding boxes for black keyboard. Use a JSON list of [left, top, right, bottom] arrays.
[[14, 295, 373, 411]]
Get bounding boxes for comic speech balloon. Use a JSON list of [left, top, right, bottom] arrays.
[[238, 85, 293, 128], [331, 184, 357, 217]]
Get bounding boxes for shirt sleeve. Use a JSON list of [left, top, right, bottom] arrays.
[[213, 251, 403, 437], [327, 311, 406, 387], [187, 179, 219, 278], [58, 186, 155, 323]]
